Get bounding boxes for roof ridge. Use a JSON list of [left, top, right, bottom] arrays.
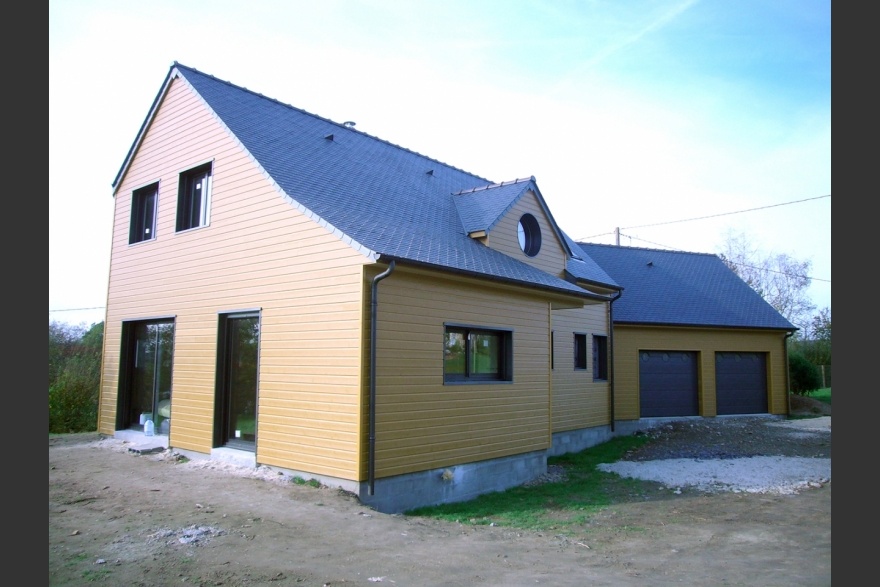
[[576, 241, 717, 257], [453, 176, 535, 196], [173, 62, 493, 185]]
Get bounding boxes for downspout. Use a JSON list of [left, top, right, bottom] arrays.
[[369, 260, 395, 496], [784, 330, 796, 416], [608, 290, 622, 432]]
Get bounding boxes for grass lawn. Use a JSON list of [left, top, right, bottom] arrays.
[[409, 388, 832, 532], [406, 433, 659, 534], [808, 388, 831, 405]]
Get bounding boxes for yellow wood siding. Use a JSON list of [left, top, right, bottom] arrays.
[[99, 76, 371, 480], [364, 267, 557, 478], [485, 192, 567, 276], [612, 325, 790, 420], [551, 305, 611, 431]]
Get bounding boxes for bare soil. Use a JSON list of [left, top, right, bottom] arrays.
[[49, 398, 830, 587]]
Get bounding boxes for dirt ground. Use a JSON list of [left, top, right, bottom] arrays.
[[50, 400, 830, 587]]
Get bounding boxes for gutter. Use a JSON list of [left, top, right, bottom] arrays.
[[608, 290, 623, 431], [784, 330, 796, 416], [368, 260, 395, 495]]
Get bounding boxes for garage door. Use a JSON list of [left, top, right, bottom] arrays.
[[639, 351, 699, 417], [715, 352, 767, 415]]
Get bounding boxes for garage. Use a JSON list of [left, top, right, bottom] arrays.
[[639, 350, 699, 417], [715, 352, 768, 415]]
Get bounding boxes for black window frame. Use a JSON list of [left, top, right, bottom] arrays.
[[593, 334, 609, 381], [129, 182, 158, 244], [176, 162, 213, 232], [574, 332, 588, 370], [443, 324, 513, 383]]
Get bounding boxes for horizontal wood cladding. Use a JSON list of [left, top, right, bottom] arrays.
[[612, 325, 790, 420], [551, 306, 611, 431], [100, 76, 370, 478], [367, 269, 554, 479], [486, 192, 567, 276]]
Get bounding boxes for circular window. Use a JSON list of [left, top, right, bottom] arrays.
[[517, 214, 542, 257]]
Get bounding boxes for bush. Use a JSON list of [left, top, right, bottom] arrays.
[[49, 321, 103, 433], [49, 355, 100, 433], [789, 351, 822, 395]]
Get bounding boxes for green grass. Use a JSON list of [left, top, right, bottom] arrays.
[[292, 476, 322, 488], [408, 389, 832, 532], [808, 387, 831, 405], [405, 433, 660, 534]]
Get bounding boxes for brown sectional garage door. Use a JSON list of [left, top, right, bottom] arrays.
[[639, 351, 699, 417], [715, 352, 768, 415]]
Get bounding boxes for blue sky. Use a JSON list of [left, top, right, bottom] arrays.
[[49, 0, 831, 327]]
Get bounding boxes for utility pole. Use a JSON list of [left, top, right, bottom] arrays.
[[615, 227, 620, 246]]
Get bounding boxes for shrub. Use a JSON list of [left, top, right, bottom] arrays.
[[788, 351, 822, 395], [49, 355, 100, 433]]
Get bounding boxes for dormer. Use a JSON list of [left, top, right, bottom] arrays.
[[453, 177, 571, 276]]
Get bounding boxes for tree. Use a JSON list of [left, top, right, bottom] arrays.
[[49, 321, 104, 433], [49, 321, 86, 387], [717, 230, 816, 332], [797, 306, 831, 368]]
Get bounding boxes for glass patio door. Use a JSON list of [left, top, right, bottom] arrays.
[[217, 313, 260, 450], [123, 320, 174, 433]]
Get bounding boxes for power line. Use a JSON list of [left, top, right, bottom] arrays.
[[607, 232, 831, 284], [621, 194, 830, 231], [49, 306, 105, 313], [578, 194, 830, 239]]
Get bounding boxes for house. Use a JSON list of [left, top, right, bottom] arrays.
[[99, 62, 795, 513], [573, 243, 797, 432], [99, 62, 623, 513]]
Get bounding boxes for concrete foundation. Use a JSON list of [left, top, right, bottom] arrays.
[[357, 450, 547, 514]]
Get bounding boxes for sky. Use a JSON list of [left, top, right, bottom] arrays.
[[49, 0, 831, 329]]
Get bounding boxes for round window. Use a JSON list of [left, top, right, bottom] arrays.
[[517, 214, 542, 257]]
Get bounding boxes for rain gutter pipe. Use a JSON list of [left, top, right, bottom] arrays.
[[608, 290, 622, 432], [784, 329, 797, 416], [369, 260, 395, 495]]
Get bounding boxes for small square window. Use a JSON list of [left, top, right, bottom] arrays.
[[574, 333, 587, 370], [129, 183, 158, 244], [444, 325, 513, 383], [593, 335, 608, 380], [176, 163, 212, 232]]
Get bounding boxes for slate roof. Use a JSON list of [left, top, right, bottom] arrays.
[[574, 242, 796, 330], [114, 63, 618, 300]]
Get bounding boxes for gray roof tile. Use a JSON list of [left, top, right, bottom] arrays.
[[574, 242, 796, 330], [150, 64, 608, 299]]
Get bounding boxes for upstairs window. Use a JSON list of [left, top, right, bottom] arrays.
[[574, 333, 588, 370], [129, 183, 158, 244], [444, 325, 513, 383], [176, 162, 212, 232], [517, 213, 542, 257], [593, 335, 608, 380]]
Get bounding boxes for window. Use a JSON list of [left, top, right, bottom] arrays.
[[517, 213, 542, 257], [129, 183, 158, 244], [444, 325, 513, 382], [176, 162, 212, 231], [574, 333, 588, 370], [593, 335, 608, 380]]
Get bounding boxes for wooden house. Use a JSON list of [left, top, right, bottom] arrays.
[[99, 63, 623, 513]]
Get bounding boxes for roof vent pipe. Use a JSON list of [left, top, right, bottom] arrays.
[[368, 260, 395, 495], [343, 121, 356, 128]]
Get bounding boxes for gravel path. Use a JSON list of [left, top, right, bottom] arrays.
[[599, 415, 831, 494]]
